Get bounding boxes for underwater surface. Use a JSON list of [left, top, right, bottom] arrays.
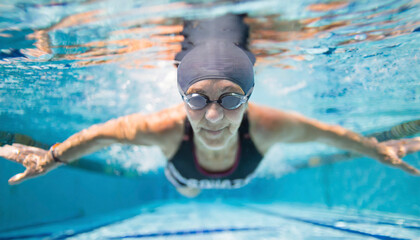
[[0, 0, 420, 238]]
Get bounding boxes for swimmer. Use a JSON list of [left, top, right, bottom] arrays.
[[1, 14, 420, 197]]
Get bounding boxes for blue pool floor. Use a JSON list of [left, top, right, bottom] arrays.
[[1, 201, 420, 240]]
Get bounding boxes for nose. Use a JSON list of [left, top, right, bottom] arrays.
[[205, 102, 224, 123]]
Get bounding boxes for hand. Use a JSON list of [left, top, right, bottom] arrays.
[[0, 143, 60, 184], [376, 137, 420, 175]]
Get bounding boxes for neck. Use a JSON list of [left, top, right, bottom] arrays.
[[194, 133, 239, 161]]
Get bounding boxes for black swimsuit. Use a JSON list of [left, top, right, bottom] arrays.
[[165, 114, 263, 189]]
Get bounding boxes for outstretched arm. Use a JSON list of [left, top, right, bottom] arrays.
[[248, 103, 420, 175], [0, 104, 186, 184], [54, 104, 185, 163]]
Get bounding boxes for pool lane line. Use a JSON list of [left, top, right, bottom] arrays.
[[0, 233, 51, 240], [227, 201, 420, 230], [0, 220, 114, 240], [234, 205, 420, 230], [0, 227, 278, 240], [308, 217, 420, 231], [0, 213, 84, 235], [236, 204, 410, 240], [0, 217, 130, 240], [0, 206, 161, 240], [106, 226, 277, 239]]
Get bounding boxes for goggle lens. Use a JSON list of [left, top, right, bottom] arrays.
[[184, 93, 246, 110], [219, 95, 243, 109], [187, 95, 208, 110]]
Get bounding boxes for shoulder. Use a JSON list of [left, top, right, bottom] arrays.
[[247, 102, 291, 131], [246, 102, 303, 154], [121, 104, 187, 158], [151, 104, 187, 158], [143, 103, 187, 132], [119, 103, 186, 134]]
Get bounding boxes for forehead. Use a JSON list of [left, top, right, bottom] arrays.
[[186, 79, 244, 94]]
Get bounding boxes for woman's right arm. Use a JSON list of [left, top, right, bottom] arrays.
[[55, 104, 186, 163], [0, 104, 186, 184]]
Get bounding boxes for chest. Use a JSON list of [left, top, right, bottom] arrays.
[[166, 134, 263, 189], [193, 142, 239, 173]]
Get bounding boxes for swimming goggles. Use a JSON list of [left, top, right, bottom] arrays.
[[182, 90, 252, 110]]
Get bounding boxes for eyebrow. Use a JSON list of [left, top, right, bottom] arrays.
[[221, 86, 243, 94], [187, 85, 244, 95], [187, 88, 207, 95]]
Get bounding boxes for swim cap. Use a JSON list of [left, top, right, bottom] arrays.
[[177, 40, 255, 94]]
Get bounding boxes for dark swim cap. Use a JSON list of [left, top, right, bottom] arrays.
[[177, 41, 255, 94]]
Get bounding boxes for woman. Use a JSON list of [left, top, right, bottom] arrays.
[[1, 15, 419, 197]]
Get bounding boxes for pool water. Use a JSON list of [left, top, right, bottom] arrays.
[[1, 0, 420, 238], [2, 201, 420, 239]]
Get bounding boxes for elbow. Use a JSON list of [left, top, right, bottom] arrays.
[[316, 124, 358, 145], [302, 122, 343, 143], [115, 116, 138, 141], [83, 120, 127, 144], [78, 125, 106, 145]]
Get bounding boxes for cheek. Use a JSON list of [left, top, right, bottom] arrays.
[[185, 105, 204, 127], [224, 106, 246, 129], [187, 109, 203, 120], [225, 110, 242, 122]]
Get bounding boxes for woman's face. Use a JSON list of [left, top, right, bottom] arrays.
[[184, 79, 247, 150]]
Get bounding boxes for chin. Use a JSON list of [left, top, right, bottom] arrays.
[[202, 140, 226, 150], [196, 131, 233, 150]]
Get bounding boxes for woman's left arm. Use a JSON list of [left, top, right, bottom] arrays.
[[248, 103, 420, 175]]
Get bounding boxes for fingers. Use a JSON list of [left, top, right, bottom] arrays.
[[8, 169, 31, 185], [394, 159, 420, 176], [0, 144, 47, 164], [382, 137, 420, 158], [2, 144, 54, 185]]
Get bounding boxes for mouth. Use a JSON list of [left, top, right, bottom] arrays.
[[202, 127, 226, 136]]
